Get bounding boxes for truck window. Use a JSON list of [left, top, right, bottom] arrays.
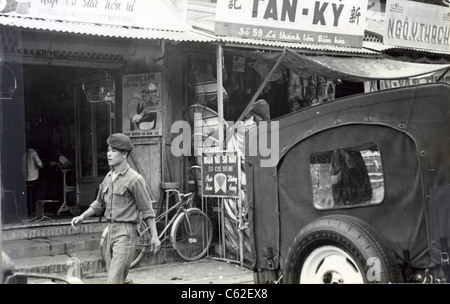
[[310, 143, 384, 209]]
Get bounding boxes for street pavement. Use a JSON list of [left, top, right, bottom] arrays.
[[81, 258, 254, 284]]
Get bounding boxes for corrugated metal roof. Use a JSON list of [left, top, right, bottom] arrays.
[[0, 14, 378, 55], [363, 41, 450, 56], [216, 34, 379, 55], [188, 23, 379, 54], [0, 15, 216, 42]]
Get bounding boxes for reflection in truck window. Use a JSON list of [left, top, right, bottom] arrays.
[[310, 143, 384, 209]]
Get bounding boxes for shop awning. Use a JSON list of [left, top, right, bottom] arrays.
[[233, 48, 450, 82], [0, 15, 216, 42]]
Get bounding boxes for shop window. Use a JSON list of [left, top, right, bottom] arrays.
[[310, 143, 384, 209], [77, 87, 113, 179]]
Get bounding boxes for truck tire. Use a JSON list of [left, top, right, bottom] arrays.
[[283, 215, 403, 283]]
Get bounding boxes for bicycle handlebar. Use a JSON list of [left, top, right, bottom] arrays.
[[166, 188, 192, 197]]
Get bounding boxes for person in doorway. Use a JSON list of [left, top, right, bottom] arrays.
[[71, 133, 161, 284], [330, 148, 372, 206], [23, 145, 44, 216]]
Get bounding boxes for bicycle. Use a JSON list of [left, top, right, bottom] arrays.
[[99, 188, 213, 268]]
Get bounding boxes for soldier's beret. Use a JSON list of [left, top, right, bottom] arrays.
[[107, 133, 134, 151]]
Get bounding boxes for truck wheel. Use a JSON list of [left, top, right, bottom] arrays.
[[283, 215, 403, 283]]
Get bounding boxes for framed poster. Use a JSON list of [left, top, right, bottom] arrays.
[[201, 151, 240, 198], [122, 72, 162, 137]]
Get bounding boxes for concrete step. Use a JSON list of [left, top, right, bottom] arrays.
[[10, 247, 184, 277], [2, 219, 107, 241], [2, 232, 101, 259], [3, 219, 106, 276], [2, 218, 183, 277], [11, 250, 106, 276]]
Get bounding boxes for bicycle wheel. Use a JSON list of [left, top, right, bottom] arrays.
[[130, 220, 152, 268], [99, 226, 109, 263], [170, 208, 213, 261]]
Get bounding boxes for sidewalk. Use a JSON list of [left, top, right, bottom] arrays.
[[81, 258, 254, 284]]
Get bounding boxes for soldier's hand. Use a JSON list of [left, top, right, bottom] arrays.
[[150, 236, 161, 253], [71, 216, 84, 230]]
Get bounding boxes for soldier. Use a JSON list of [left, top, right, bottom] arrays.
[[71, 133, 160, 284]]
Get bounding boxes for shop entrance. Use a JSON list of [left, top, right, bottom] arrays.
[[23, 65, 115, 218]]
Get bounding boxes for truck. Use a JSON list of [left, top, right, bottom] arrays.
[[246, 83, 450, 283]]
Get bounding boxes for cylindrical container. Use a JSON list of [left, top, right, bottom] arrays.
[[15, 0, 30, 14]]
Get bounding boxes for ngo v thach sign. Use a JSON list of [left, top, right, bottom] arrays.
[[215, 0, 368, 47], [0, 0, 187, 31], [384, 0, 450, 53]]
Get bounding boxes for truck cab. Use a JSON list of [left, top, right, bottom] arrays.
[[246, 83, 450, 283]]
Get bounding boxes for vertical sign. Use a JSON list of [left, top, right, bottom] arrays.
[[122, 72, 162, 137], [365, 0, 385, 35], [202, 151, 240, 198], [215, 0, 368, 47]]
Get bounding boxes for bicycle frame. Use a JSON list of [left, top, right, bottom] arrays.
[[100, 189, 212, 267], [140, 190, 193, 243]]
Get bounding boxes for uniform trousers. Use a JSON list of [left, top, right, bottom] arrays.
[[104, 222, 138, 284]]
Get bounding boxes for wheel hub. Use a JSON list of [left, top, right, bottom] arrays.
[[300, 246, 364, 284], [323, 271, 345, 284]]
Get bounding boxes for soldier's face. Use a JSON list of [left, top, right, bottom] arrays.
[[107, 146, 126, 167]]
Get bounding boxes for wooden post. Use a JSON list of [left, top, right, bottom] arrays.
[[0, 99, 3, 285], [216, 43, 224, 150]]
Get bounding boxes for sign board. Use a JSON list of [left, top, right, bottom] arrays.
[[0, 0, 187, 31], [122, 72, 162, 137], [202, 151, 240, 198], [384, 0, 450, 53], [365, 0, 385, 35], [215, 0, 368, 47]]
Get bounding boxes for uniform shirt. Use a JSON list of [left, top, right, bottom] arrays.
[[90, 165, 155, 223], [23, 149, 43, 182]]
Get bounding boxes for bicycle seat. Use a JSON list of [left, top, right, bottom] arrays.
[[178, 192, 193, 199]]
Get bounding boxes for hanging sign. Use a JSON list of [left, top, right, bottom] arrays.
[[0, 0, 187, 31], [215, 0, 368, 47], [202, 151, 240, 198], [384, 0, 450, 53], [122, 72, 162, 138]]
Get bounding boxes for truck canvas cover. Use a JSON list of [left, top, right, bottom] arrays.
[[246, 83, 450, 271]]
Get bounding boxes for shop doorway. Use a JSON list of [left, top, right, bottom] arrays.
[[22, 65, 115, 218], [74, 71, 115, 208]]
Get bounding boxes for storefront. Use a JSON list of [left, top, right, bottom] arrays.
[[363, 0, 450, 90], [0, 0, 215, 224], [185, 0, 450, 266], [2, 0, 449, 269]]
